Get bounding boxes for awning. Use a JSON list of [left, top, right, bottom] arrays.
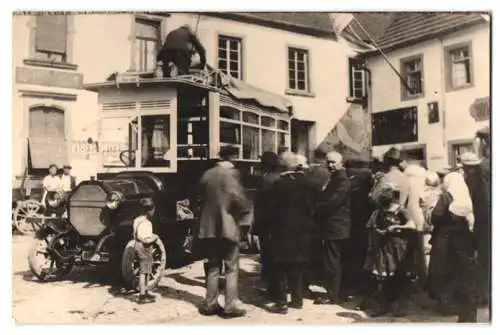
[[28, 138, 69, 169], [225, 78, 292, 114], [207, 65, 293, 114]]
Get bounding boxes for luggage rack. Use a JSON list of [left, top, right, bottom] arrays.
[[109, 68, 228, 91]]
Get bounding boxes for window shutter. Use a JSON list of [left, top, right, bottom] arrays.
[[35, 14, 67, 53]]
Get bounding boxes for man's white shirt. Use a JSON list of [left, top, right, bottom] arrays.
[[42, 175, 62, 192], [60, 175, 72, 192]]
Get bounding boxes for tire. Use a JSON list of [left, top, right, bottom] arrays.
[[14, 200, 44, 236], [121, 239, 166, 291], [28, 235, 74, 282]]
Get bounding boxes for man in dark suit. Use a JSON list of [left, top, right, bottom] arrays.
[[344, 159, 374, 297], [156, 24, 207, 77], [313, 151, 351, 305], [252, 151, 281, 296], [194, 146, 250, 319], [265, 152, 318, 314]]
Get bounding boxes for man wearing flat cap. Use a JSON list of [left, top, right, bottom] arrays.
[[194, 145, 250, 319], [60, 164, 76, 194]]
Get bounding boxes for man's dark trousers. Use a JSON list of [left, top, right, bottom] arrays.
[[158, 49, 191, 77], [323, 239, 343, 302], [273, 262, 305, 306]]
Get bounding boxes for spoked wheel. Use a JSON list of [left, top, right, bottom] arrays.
[[121, 239, 166, 291], [27, 235, 74, 282], [14, 200, 44, 236]]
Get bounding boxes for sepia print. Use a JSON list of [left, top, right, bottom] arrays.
[[11, 11, 491, 324]]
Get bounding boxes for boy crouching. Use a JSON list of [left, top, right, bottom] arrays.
[[133, 198, 158, 304]]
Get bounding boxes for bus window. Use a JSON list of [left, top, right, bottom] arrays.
[[141, 115, 172, 168]]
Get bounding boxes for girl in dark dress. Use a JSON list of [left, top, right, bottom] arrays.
[[363, 183, 416, 317]]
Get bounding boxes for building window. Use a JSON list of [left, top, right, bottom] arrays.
[[446, 43, 473, 90], [219, 97, 290, 161], [217, 35, 242, 79], [134, 18, 161, 72], [449, 141, 474, 167], [401, 55, 424, 99], [28, 106, 67, 169], [348, 57, 366, 100], [34, 14, 68, 63], [372, 106, 418, 146], [288, 48, 309, 92]]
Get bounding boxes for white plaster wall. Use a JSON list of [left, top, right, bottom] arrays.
[[366, 22, 490, 170]]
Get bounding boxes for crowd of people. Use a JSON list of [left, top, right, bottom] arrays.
[[193, 127, 490, 323]]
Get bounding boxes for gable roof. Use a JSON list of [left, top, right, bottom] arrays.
[[354, 12, 488, 55], [203, 12, 335, 38]]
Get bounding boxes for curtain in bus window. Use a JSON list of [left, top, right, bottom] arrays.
[[141, 115, 171, 167], [243, 126, 259, 160], [262, 129, 275, 153], [220, 122, 240, 144], [278, 133, 288, 152]]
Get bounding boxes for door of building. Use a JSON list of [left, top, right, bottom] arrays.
[[291, 120, 314, 159]]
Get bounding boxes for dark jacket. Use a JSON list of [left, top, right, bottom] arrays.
[[252, 171, 281, 236], [464, 161, 491, 260], [195, 162, 250, 247], [267, 171, 318, 263], [157, 26, 206, 64], [346, 167, 374, 234], [314, 169, 351, 240]]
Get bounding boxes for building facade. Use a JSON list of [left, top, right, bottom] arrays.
[[12, 12, 370, 183], [364, 13, 490, 170]]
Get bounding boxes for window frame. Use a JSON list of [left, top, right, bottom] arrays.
[[286, 46, 312, 96], [24, 14, 77, 70], [133, 17, 162, 72], [27, 104, 69, 170], [348, 57, 366, 102], [217, 34, 244, 80], [219, 96, 290, 162], [400, 54, 424, 101], [444, 41, 474, 92], [97, 99, 177, 174], [448, 138, 475, 167], [372, 106, 419, 146]]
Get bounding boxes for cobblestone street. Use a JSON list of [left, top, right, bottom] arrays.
[[12, 234, 489, 324]]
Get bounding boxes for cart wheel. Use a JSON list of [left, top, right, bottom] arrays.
[[121, 239, 166, 291], [13, 200, 44, 236]]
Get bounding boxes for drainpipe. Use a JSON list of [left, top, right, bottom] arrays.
[[438, 37, 447, 159], [363, 66, 373, 160]]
